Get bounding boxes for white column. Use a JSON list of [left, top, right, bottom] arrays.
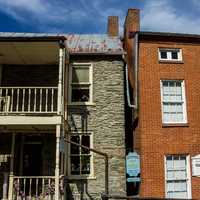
[[55, 125, 61, 200], [2, 172, 8, 200], [8, 133, 15, 200], [57, 47, 64, 115]]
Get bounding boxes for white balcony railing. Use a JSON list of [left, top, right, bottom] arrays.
[[0, 87, 58, 114], [12, 176, 64, 200]]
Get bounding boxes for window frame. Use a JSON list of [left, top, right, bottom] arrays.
[[158, 48, 183, 62], [69, 63, 93, 105], [164, 155, 192, 199], [160, 80, 187, 124], [67, 131, 94, 179]]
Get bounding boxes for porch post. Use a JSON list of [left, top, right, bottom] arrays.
[[8, 132, 15, 200], [55, 125, 61, 200]]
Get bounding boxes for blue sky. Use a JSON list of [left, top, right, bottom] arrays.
[[0, 0, 200, 34]]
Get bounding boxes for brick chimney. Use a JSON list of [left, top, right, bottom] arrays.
[[123, 9, 140, 91], [107, 16, 119, 37], [124, 9, 140, 39]]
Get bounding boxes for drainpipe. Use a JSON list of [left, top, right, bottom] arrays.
[[125, 32, 138, 110]]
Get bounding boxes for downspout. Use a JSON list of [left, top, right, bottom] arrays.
[[125, 32, 138, 110]]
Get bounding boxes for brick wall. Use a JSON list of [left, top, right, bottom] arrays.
[[135, 39, 200, 199]]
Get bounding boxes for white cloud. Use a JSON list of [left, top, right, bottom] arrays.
[[0, 0, 91, 31], [141, 0, 200, 34]]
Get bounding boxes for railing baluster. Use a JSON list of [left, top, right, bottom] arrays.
[[39, 88, 42, 112], [10, 88, 14, 112], [28, 88, 31, 112], [51, 89, 54, 112], [5, 88, 8, 112], [42, 178, 45, 196], [34, 88, 37, 112], [29, 178, 32, 197], [48, 178, 51, 200], [22, 88, 25, 112], [23, 178, 26, 200], [16, 88, 19, 112], [46, 89, 48, 112], [17, 178, 20, 200], [36, 178, 38, 197]]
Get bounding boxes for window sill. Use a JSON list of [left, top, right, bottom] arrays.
[[162, 123, 189, 127], [159, 60, 184, 64], [68, 103, 96, 106], [67, 175, 96, 180]]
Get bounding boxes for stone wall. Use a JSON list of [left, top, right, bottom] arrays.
[[67, 57, 126, 199]]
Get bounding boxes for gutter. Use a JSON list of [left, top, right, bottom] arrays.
[[125, 32, 138, 109]]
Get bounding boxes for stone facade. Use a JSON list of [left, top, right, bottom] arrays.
[[67, 57, 126, 199]]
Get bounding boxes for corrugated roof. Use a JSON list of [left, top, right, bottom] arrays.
[[65, 34, 123, 54], [0, 32, 123, 55]]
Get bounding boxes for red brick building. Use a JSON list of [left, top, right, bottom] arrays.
[[124, 9, 200, 199]]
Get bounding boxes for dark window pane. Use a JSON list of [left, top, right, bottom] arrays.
[[72, 88, 89, 102], [81, 155, 90, 174], [160, 51, 167, 59], [71, 136, 80, 154], [71, 156, 80, 175], [81, 135, 90, 154], [172, 51, 178, 59]]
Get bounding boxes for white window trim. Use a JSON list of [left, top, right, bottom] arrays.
[[160, 80, 187, 124], [164, 155, 192, 199], [67, 131, 95, 179], [158, 48, 183, 61], [68, 63, 93, 105]]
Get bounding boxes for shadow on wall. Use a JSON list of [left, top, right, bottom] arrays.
[[67, 106, 98, 199]]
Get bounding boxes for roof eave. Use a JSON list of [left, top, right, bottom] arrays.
[[0, 36, 66, 42], [69, 51, 124, 56]]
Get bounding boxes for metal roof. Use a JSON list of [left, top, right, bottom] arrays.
[[0, 32, 123, 55], [65, 34, 123, 54], [0, 32, 65, 41]]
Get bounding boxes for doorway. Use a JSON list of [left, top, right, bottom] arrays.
[[23, 142, 42, 176]]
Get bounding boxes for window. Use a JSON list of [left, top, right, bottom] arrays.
[[159, 49, 182, 61], [160, 80, 187, 124], [69, 63, 92, 104], [165, 155, 191, 199], [69, 132, 93, 177]]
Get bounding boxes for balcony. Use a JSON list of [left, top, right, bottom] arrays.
[[11, 176, 64, 200], [0, 87, 58, 114]]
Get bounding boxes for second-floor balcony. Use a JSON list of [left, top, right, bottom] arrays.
[[0, 87, 58, 114], [0, 37, 66, 123]]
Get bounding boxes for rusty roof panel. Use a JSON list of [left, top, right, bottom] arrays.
[[65, 34, 123, 54]]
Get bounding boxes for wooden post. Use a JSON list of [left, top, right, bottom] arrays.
[[55, 125, 61, 200], [8, 133, 15, 200]]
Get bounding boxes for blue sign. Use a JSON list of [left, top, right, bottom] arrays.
[[126, 152, 140, 177], [127, 177, 140, 182]]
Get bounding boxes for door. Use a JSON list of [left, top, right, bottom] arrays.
[[23, 143, 42, 176]]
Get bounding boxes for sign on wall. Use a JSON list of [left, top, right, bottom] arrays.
[[126, 152, 140, 182], [192, 154, 200, 176]]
